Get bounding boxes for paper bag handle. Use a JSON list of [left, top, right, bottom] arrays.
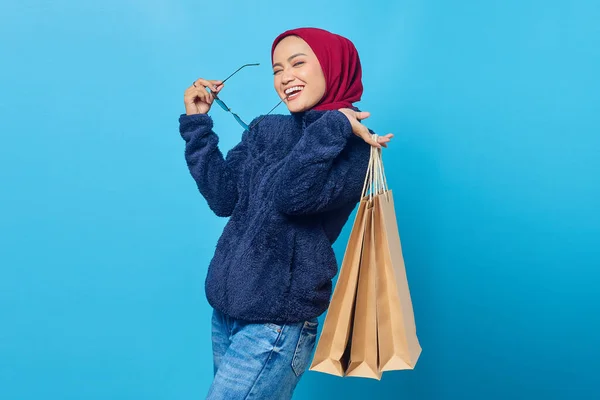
[[361, 134, 390, 201]]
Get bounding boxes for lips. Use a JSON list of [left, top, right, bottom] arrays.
[[284, 85, 304, 101]]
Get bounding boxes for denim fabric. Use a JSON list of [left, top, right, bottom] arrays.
[[207, 308, 318, 399]]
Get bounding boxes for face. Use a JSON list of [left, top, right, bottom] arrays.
[[272, 36, 326, 113]]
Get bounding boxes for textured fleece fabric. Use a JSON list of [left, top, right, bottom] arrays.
[[179, 109, 371, 323]]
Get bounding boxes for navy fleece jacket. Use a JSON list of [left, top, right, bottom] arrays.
[[179, 109, 371, 323]]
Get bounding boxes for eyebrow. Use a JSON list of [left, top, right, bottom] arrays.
[[272, 53, 307, 68]]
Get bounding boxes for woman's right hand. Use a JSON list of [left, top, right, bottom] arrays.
[[184, 78, 224, 115], [338, 108, 393, 148]]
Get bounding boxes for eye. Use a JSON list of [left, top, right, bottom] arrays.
[[273, 70, 282, 75], [293, 61, 305, 67]]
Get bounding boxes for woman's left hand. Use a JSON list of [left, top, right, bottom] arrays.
[[338, 108, 394, 148]]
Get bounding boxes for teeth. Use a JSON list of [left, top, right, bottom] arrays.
[[285, 86, 304, 95]]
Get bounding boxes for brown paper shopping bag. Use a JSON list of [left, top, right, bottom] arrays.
[[345, 203, 381, 380], [309, 198, 369, 376], [371, 146, 422, 371], [310, 138, 421, 378], [312, 140, 384, 378]]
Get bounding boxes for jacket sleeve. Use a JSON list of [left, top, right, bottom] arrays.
[[272, 110, 371, 215], [179, 113, 251, 217]]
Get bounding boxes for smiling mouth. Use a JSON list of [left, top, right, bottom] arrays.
[[284, 86, 304, 101]]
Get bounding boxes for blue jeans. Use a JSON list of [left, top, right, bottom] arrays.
[[207, 308, 319, 399]]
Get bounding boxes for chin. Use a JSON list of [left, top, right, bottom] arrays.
[[287, 104, 308, 113], [285, 100, 315, 113]]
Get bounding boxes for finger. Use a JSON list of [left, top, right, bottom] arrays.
[[186, 88, 206, 101], [208, 80, 223, 92], [202, 91, 213, 104], [193, 78, 212, 88], [205, 85, 224, 96], [377, 134, 393, 148], [213, 83, 225, 94], [356, 111, 371, 121], [363, 128, 381, 148], [185, 85, 201, 93], [194, 90, 210, 104], [207, 91, 216, 104], [184, 93, 199, 103], [371, 140, 382, 148], [193, 78, 219, 91]]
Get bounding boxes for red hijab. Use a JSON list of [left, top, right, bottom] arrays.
[[271, 27, 363, 111]]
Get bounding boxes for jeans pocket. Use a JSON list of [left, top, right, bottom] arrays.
[[264, 322, 283, 333], [291, 319, 318, 377]]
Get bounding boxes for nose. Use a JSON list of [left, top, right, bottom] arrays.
[[281, 68, 294, 85]]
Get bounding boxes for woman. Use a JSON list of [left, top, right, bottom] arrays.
[[179, 27, 393, 399]]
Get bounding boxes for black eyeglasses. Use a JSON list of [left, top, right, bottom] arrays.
[[209, 63, 284, 131]]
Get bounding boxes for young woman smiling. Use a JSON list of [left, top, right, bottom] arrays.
[[179, 27, 393, 399]]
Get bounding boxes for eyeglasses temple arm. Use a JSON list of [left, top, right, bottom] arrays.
[[221, 63, 260, 84]]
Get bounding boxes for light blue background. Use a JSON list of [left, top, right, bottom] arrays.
[[1, 0, 599, 399]]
